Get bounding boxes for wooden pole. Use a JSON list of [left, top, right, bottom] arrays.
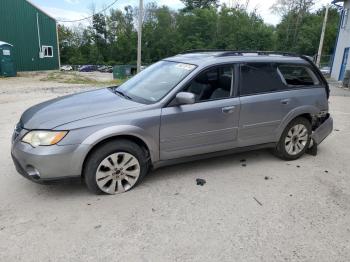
[[137, 0, 143, 73], [316, 5, 329, 67]]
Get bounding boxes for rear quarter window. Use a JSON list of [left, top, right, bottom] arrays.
[[278, 65, 320, 86]]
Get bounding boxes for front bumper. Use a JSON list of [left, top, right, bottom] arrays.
[[11, 140, 88, 183], [311, 115, 333, 145]]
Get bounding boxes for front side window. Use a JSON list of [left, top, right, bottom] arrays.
[[118, 61, 196, 104], [240, 63, 285, 96], [278, 65, 320, 86], [183, 65, 234, 102]]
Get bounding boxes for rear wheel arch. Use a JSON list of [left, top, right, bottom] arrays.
[[298, 113, 312, 124], [277, 108, 315, 140]]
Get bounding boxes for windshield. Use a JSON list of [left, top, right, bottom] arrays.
[[117, 61, 196, 104]]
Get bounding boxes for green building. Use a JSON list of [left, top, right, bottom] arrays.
[[0, 0, 59, 71]]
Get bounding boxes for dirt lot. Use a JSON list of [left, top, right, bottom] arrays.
[[0, 73, 350, 262]]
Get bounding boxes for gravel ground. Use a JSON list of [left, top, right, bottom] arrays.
[[0, 74, 350, 262]]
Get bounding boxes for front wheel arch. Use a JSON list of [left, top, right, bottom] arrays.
[[81, 135, 151, 178]]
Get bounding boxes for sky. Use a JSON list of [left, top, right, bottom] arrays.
[[29, 0, 332, 26]]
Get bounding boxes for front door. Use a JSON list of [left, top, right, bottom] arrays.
[[339, 47, 349, 81], [159, 64, 240, 160]]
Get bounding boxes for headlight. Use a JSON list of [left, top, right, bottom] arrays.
[[22, 131, 68, 147]]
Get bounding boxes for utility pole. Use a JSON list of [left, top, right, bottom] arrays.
[[137, 0, 143, 73], [316, 5, 329, 68]]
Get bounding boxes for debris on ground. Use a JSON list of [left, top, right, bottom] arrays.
[[174, 192, 179, 196], [196, 178, 206, 186], [289, 194, 293, 197], [324, 170, 329, 173], [94, 225, 102, 229], [242, 163, 247, 167], [334, 129, 340, 131], [296, 165, 300, 168], [87, 203, 91, 206], [264, 176, 270, 180], [152, 208, 156, 212], [253, 197, 263, 206], [240, 159, 246, 163]]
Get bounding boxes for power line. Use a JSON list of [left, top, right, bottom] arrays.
[[57, 0, 119, 23]]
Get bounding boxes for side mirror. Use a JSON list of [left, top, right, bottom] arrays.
[[176, 92, 195, 105]]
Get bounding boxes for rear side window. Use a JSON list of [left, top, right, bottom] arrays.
[[278, 65, 320, 86], [240, 63, 285, 96]]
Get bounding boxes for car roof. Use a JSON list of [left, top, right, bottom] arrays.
[[165, 51, 308, 67]]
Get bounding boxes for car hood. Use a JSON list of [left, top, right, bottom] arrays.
[[21, 88, 143, 129]]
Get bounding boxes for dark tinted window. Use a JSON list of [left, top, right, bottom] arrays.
[[184, 65, 233, 102], [240, 63, 285, 96], [278, 65, 320, 86]]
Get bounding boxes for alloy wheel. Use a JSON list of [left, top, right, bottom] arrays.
[[95, 152, 140, 194], [284, 124, 309, 156]]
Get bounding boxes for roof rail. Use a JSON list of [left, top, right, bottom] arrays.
[[218, 51, 299, 57], [181, 49, 301, 57], [181, 49, 226, 54]]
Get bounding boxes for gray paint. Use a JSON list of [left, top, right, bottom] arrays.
[[12, 53, 333, 180]]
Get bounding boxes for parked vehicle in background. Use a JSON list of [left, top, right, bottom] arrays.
[[98, 65, 113, 73], [79, 65, 96, 72], [60, 65, 73, 71], [320, 66, 331, 76], [11, 51, 333, 195]]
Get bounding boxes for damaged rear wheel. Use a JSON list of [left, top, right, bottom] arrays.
[[275, 117, 312, 160]]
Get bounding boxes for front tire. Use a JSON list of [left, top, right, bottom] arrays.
[[84, 140, 149, 195], [275, 117, 312, 160]]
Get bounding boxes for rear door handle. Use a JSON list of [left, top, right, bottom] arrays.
[[222, 106, 235, 114], [281, 99, 291, 105]]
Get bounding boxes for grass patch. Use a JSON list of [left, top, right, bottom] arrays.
[[40, 71, 125, 86]]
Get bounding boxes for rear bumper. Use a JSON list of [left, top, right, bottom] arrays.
[[311, 115, 333, 145]]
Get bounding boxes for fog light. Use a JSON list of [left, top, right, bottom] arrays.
[[26, 166, 40, 180]]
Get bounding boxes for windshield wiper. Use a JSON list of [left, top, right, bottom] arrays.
[[114, 89, 133, 100]]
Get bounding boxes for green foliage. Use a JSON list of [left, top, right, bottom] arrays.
[[57, 2, 340, 66], [275, 6, 340, 56], [181, 0, 219, 11]]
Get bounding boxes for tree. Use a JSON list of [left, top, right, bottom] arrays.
[[275, 6, 340, 56], [142, 4, 180, 63], [57, 2, 339, 68], [181, 0, 219, 11]]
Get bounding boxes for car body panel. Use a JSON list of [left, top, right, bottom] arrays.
[[160, 97, 240, 160], [20, 88, 144, 130], [238, 91, 293, 146], [11, 52, 332, 182], [312, 116, 333, 145]]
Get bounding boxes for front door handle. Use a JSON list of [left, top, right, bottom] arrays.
[[222, 106, 235, 114], [281, 99, 291, 105]]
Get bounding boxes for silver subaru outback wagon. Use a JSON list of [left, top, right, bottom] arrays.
[[11, 51, 333, 195]]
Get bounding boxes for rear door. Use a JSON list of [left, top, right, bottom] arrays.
[[238, 63, 292, 146]]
